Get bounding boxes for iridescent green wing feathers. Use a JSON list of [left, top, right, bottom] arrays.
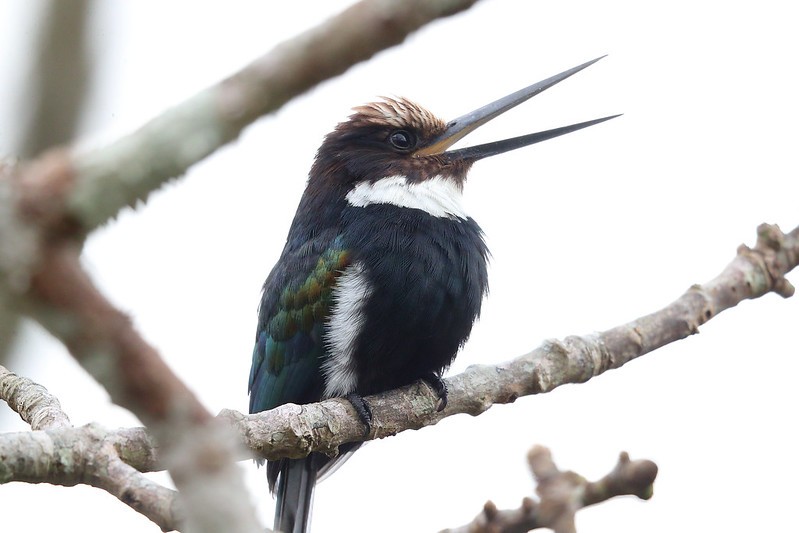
[[249, 243, 351, 413]]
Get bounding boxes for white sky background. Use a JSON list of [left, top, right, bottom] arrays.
[[1, 1, 798, 532]]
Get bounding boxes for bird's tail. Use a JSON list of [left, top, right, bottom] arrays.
[[274, 457, 318, 533]]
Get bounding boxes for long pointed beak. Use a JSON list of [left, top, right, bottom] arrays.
[[415, 56, 619, 161]]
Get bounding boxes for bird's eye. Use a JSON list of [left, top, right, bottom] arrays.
[[388, 130, 415, 150]]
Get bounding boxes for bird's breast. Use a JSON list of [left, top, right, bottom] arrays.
[[323, 203, 489, 396]]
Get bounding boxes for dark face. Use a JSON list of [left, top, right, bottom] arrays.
[[309, 98, 473, 188]]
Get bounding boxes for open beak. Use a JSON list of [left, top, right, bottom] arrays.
[[415, 56, 620, 161]]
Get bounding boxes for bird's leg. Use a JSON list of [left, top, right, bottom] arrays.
[[344, 393, 373, 437], [422, 372, 448, 412]]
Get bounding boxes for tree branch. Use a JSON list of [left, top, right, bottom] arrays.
[[440, 445, 658, 533], [0, 365, 182, 529], [17, 0, 92, 158], [2, 0, 92, 364], [0, 366, 184, 529], [223, 223, 799, 460], [0, 364, 71, 430], [9, 221, 795, 463], [0, 422, 182, 530]]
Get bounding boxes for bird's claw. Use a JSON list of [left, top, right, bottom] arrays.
[[344, 392, 373, 437], [422, 373, 448, 412]]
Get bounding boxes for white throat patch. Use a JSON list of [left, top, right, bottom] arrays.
[[345, 175, 468, 219]]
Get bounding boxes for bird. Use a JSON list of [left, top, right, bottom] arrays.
[[248, 56, 618, 533]]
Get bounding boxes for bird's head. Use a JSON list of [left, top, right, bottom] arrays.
[[306, 57, 619, 215], [310, 96, 466, 185]]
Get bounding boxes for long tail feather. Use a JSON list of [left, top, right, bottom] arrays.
[[274, 458, 317, 533]]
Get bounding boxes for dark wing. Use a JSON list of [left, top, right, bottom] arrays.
[[248, 234, 351, 414]]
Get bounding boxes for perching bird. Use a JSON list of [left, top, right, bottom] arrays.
[[248, 57, 617, 533]]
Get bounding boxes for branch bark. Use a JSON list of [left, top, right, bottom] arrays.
[[441, 446, 658, 533], [0, 366, 180, 529], [0, 422, 181, 530], [0, 364, 71, 430]]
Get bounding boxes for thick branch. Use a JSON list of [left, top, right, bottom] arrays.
[[0, 423, 181, 530], [0, 368, 181, 529]]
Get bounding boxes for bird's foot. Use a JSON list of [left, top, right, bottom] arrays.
[[422, 373, 448, 412], [344, 392, 373, 437]]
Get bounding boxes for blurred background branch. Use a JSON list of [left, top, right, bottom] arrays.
[[1, 0, 91, 367], [17, 0, 92, 158]]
